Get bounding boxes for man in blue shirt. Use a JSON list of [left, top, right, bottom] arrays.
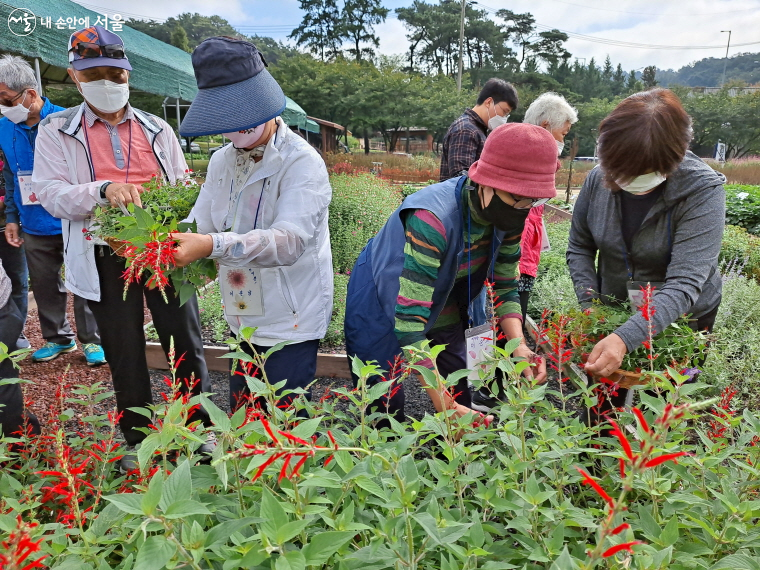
[[0, 55, 104, 365]]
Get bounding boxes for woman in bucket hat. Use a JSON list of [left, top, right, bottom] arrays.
[[344, 123, 558, 424], [172, 37, 333, 412]]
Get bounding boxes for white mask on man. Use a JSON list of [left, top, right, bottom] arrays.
[[78, 79, 130, 114], [0, 91, 31, 124], [617, 171, 667, 194], [487, 102, 509, 131]]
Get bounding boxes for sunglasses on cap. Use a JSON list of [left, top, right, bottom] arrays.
[[72, 42, 126, 60]]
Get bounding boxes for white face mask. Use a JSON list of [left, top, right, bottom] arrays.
[[617, 171, 667, 194], [0, 91, 31, 124], [487, 101, 509, 131], [224, 123, 267, 152], [556, 139, 565, 156], [77, 79, 130, 113]]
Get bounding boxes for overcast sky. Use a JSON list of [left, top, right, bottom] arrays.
[[79, 0, 760, 72]]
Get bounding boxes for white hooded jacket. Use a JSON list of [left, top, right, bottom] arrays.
[[190, 119, 333, 343], [32, 103, 189, 302]]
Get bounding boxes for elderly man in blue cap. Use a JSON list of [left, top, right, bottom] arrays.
[[33, 25, 213, 469], [172, 37, 333, 412]]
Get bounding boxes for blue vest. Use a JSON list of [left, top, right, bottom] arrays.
[[0, 97, 64, 235], [344, 175, 504, 375]]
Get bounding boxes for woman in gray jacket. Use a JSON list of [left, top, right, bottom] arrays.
[[567, 89, 725, 402]]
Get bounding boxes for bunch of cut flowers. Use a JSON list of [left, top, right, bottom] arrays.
[[88, 172, 217, 305]]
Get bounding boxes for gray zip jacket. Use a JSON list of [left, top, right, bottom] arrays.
[[566, 151, 726, 351]]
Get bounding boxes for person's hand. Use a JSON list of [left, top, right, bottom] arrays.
[[5, 223, 23, 247], [104, 182, 144, 209], [584, 333, 628, 377], [171, 232, 213, 267], [514, 342, 547, 384]]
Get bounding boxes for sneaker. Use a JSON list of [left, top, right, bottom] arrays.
[[198, 432, 217, 456], [31, 340, 77, 362], [119, 447, 139, 473], [16, 334, 30, 350], [470, 388, 502, 413], [82, 343, 107, 366]]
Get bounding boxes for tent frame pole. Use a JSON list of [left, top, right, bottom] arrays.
[[34, 58, 43, 96]]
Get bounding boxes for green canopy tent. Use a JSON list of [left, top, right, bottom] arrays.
[[282, 96, 319, 134], [0, 0, 198, 100]]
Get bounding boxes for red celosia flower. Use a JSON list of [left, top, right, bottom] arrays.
[[602, 541, 643, 557]]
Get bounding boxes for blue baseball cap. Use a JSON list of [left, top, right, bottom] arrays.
[[180, 37, 285, 138], [68, 25, 132, 71]]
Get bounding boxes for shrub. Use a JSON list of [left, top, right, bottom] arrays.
[[329, 173, 403, 273], [720, 224, 760, 281], [725, 183, 760, 235], [197, 280, 229, 344], [322, 273, 349, 348]]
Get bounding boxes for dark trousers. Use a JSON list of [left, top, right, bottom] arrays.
[[0, 297, 40, 437], [229, 338, 318, 412], [24, 233, 99, 345], [362, 322, 473, 422], [88, 246, 210, 446], [587, 303, 721, 424], [0, 234, 28, 327]]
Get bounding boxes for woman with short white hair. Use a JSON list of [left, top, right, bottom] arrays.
[[519, 93, 578, 321]]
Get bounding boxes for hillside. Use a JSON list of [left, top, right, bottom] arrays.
[[657, 52, 760, 87]]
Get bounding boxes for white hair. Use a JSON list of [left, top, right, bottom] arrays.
[[524, 92, 578, 130], [0, 55, 37, 93]]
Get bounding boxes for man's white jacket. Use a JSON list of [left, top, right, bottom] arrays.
[[191, 119, 333, 343], [32, 103, 189, 302]]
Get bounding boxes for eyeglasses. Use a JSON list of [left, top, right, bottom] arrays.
[[0, 89, 26, 107], [72, 42, 126, 60], [503, 192, 550, 209]]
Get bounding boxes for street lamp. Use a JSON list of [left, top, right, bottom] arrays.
[[456, 0, 476, 92], [721, 30, 732, 87]]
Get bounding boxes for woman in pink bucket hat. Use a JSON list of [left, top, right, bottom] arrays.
[[344, 123, 558, 426]]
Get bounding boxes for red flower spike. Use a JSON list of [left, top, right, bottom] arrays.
[[632, 408, 650, 433], [323, 455, 335, 468], [327, 430, 338, 449], [260, 417, 279, 443], [290, 454, 310, 479], [277, 430, 310, 446], [608, 419, 635, 461], [619, 457, 626, 479], [602, 541, 643, 557], [643, 452, 689, 468], [576, 467, 614, 507], [278, 455, 292, 484], [610, 522, 630, 535]]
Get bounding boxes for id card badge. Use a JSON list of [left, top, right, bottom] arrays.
[[627, 280, 664, 313], [465, 323, 494, 381], [219, 265, 264, 316], [17, 171, 39, 206]]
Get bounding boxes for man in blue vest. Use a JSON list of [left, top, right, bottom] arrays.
[[0, 55, 104, 366]]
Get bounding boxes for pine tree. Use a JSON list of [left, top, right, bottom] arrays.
[[626, 69, 640, 92], [343, 0, 389, 61], [612, 63, 626, 95], [641, 65, 658, 89], [289, 0, 343, 61]]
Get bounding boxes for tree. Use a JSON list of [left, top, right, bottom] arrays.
[[612, 64, 626, 96], [126, 13, 238, 50], [626, 70, 641, 93], [496, 10, 569, 71], [641, 65, 658, 89], [289, 0, 343, 61], [170, 25, 190, 52], [342, 0, 389, 61]]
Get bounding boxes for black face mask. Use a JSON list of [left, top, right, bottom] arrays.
[[469, 185, 530, 237]]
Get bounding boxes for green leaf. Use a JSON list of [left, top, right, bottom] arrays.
[[275, 549, 306, 570], [549, 547, 580, 570], [178, 283, 196, 306], [260, 488, 289, 542], [290, 417, 321, 440], [137, 433, 160, 470], [353, 475, 386, 499], [141, 468, 163, 515], [205, 517, 261, 548], [103, 493, 144, 515], [658, 516, 679, 547], [134, 535, 176, 570], [199, 395, 231, 432], [132, 205, 156, 229], [159, 459, 192, 512], [163, 499, 212, 519], [411, 513, 441, 545], [302, 531, 356, 566], [710, 554, 760, 570], [276, 519, 311, 544]]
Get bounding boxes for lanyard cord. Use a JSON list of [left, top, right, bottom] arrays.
[[82, 116, 133, 183]]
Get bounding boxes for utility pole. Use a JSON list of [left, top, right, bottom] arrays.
[[456, 0, 466, 92], [721, 30, 732, 86]]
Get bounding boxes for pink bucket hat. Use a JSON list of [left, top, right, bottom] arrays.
[[469, 123, 559, 199]]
